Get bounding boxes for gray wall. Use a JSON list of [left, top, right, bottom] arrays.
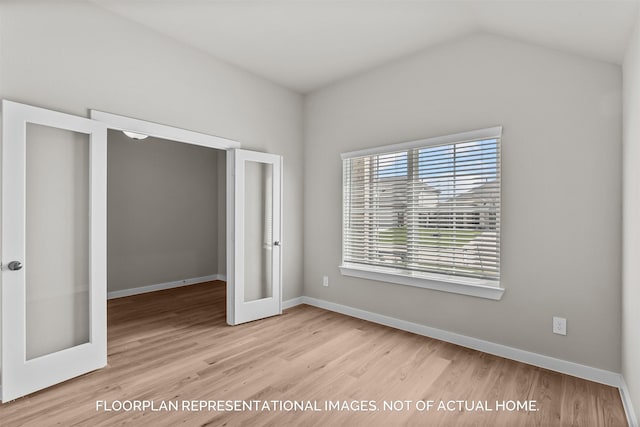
[[0, 1, 303, 299], [304, 33, 622, 372], [107, 130, 224, 292], [623, 7, 640, 416], [0, 1, 304, 381]]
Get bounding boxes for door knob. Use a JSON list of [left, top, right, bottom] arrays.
[[274, 241, 281, 246], [8, 261, 22, 271]]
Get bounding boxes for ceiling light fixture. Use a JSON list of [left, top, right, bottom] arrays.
[[122, 130, 149, 140]]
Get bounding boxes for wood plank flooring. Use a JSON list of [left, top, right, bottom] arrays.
[[0, 281, 627, 426]]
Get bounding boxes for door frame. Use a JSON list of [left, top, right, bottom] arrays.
[[89, 111, 241, 151], [90, 111, 282, 323]]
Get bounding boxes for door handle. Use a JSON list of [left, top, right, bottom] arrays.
[[8, 261, 23, 271], [274, 241, 281, 246]]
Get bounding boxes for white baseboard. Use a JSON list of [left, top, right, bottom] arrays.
[[620, 377, 639, 427], [282, 296, 305, 309], [291, 296, 622, 388], [107, 274, 226, 299]]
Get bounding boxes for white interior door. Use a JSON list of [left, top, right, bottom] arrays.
[[1, 100, 107, 402], [227, 149, 282, 325]]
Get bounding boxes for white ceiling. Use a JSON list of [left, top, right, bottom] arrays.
[[92, 0, 639, 94]]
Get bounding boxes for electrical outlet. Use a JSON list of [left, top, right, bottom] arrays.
[[322, 275, 329, 287], [553, 317, 567, 335]]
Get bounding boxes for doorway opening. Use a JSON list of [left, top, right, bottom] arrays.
[[91, 110, 283, 326], [106, 130, 226, 300]]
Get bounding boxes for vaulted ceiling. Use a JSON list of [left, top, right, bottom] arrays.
[[92, 0, 639, 93]]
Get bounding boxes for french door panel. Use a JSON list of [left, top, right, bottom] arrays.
[[1, 100, 107, 402], [227, 149, 282, 325]]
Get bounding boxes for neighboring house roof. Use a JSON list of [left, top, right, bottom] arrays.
[[453, 180, 499, 200], [376, 176, 440, 194], [375, 177, 498, 213], [439, 179, 499, 211]]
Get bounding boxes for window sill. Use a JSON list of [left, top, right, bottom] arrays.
[[339, 264, 504, 300]]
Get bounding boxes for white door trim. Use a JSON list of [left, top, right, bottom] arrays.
[[89, 110, 241, 150]]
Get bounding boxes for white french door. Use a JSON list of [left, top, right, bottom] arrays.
[[227, 149, 282, 325], [1, 100, 107, 402], [0, 102, 282, 400]]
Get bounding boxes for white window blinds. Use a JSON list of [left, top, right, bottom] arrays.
[[342, 127, 501, 285]]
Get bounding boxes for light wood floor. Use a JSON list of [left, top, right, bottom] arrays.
[[0, 281, 627, 426]]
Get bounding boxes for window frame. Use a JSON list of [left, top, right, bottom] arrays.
[[340, 126, 504, 300]]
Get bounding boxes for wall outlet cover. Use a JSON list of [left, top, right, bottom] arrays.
[[553, 316, 567, 335]]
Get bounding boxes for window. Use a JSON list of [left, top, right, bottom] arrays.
[[340, 127, 503, 300]]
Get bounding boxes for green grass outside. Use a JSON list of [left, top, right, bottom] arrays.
[[379, 227, 481, 248]]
